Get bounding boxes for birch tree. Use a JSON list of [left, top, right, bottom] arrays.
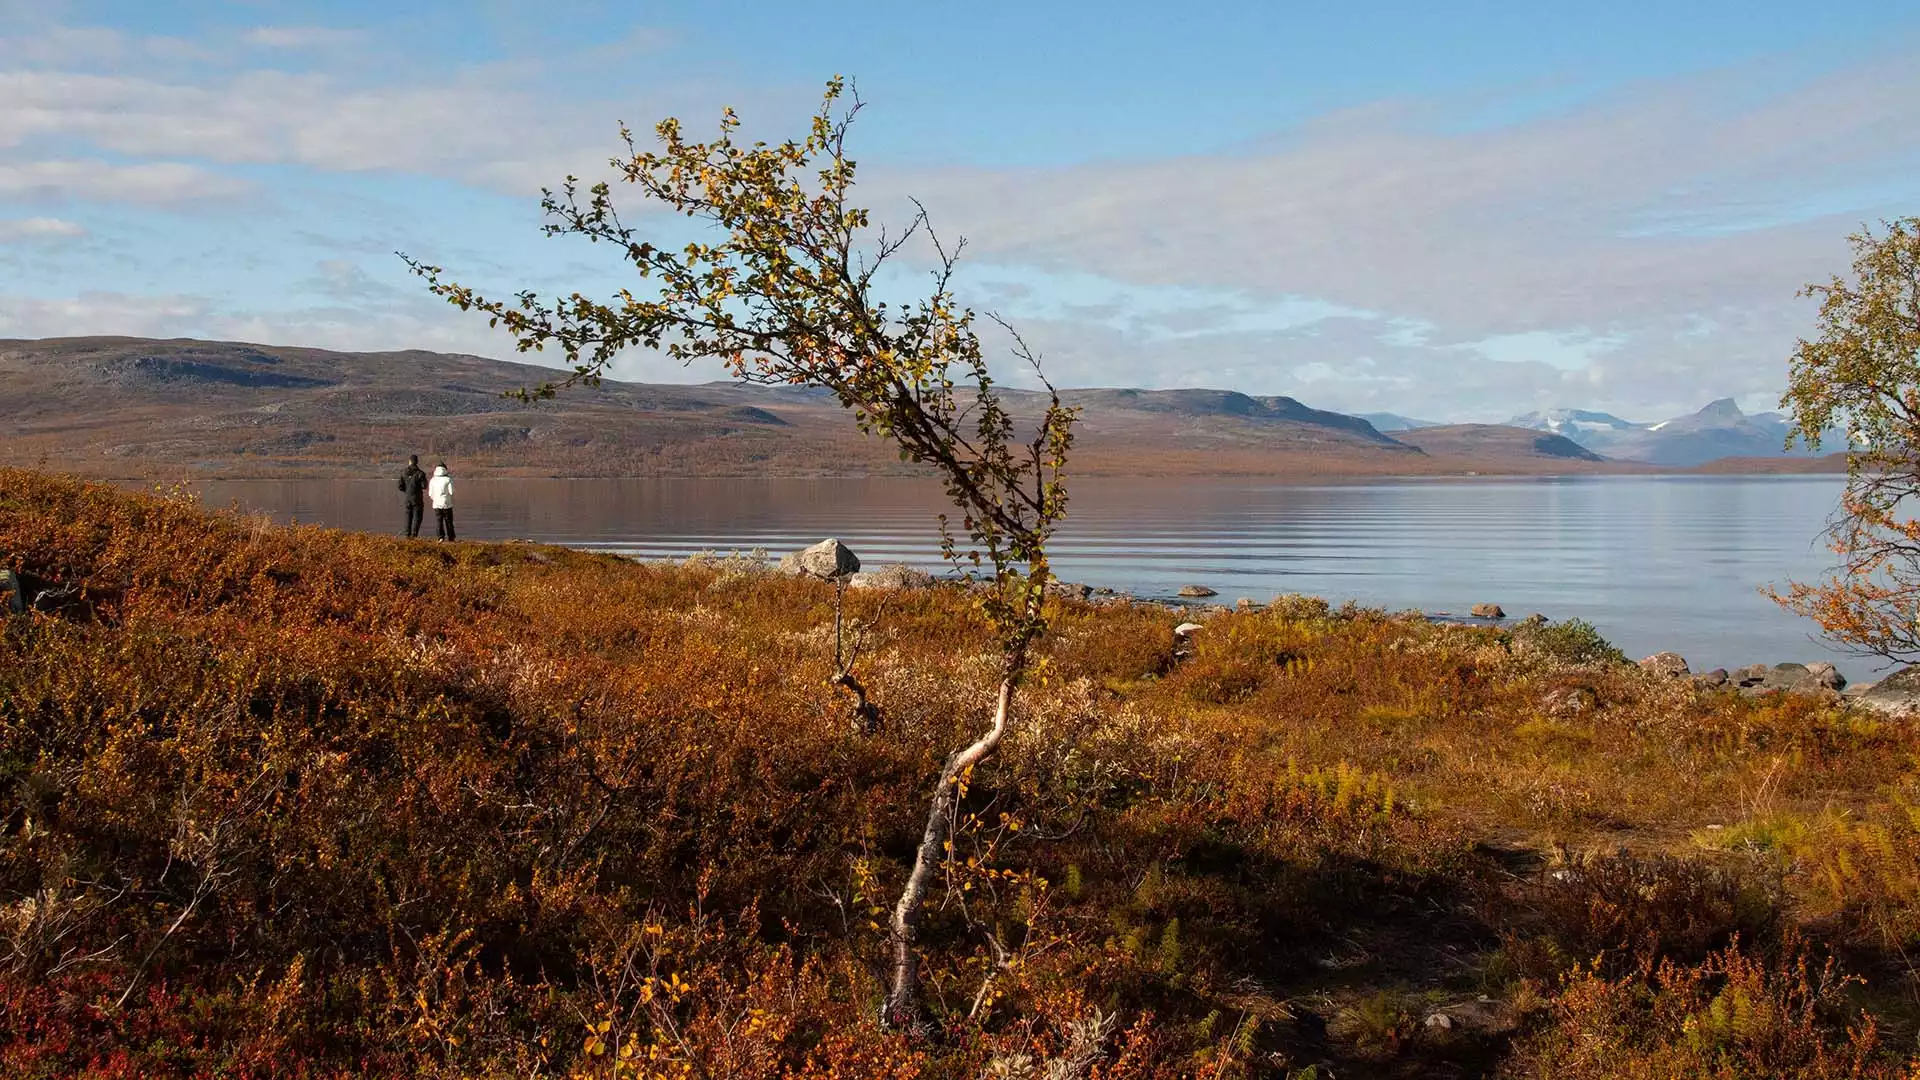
[[1775, 218, 1920, 660], [402, 78, 1076, 1028]]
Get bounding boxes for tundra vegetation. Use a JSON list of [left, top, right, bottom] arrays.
[[9, 466, 1920, 1077]]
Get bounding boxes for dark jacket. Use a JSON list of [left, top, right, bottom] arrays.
[[398, 464, 428, 503]]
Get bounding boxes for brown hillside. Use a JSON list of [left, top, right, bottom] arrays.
[[0, 336, 1723, 479]]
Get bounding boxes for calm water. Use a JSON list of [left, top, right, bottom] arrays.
[[194, 474, 1866, 680]]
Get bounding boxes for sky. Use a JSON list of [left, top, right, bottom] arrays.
[[2, 0, 1918, 423]]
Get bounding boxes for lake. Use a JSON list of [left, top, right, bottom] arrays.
[[193, 474, 1869, 680]]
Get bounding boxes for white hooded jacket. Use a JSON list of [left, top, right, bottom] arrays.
[[427, 466, 454, 510]]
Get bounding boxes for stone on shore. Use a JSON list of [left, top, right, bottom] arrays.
[[1731, 661, 1849, 699], [1046, 580, 1093, 600], [847, 564, 933, 590], [1639, 652, 1691, 678], [1693, 668, 1729, 688], [1855, 665, 1920, 717], [1470, 603, 1505, 619], [777, 538, 861, 579], [1178, 585, 1218, 598], [1173, 622, 1205, 638]]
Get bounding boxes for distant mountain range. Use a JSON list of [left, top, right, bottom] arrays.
[[1504, 399, 1830, 466], [0, 336, 1844, 479], [1356, 412, 1441, 433]]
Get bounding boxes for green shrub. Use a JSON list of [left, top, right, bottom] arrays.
[[1514, 618, 1629, 666]]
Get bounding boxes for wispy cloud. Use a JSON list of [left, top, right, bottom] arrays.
[[242, 26, 364, 51], [0, 159, 253, 204], [0, 215, 86, 241], [877, 48, 1920, 418]]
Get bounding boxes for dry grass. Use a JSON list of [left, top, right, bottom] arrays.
[[4, 466, 1920, 1078]]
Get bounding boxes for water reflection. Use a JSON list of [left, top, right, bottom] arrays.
[[194, 474, 1859, 680]]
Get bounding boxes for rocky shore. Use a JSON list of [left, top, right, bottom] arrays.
[[752, 537, 1920, 719]]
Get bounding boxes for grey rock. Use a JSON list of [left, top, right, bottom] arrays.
[[1470, 603, 1505, 619], [1424, 1013, 1454, 1032], [0, 569, 22, 616], [1694, 668, 1729, 688], [1855, 664, 1920, 717], [1639, 652, 1691, 678], [1173, 622, 1205, 638], [1542, 686, 1597, 716], [1178, 584, 1218, 598], [847, 564, 933, 590], [1235, 597, 1259, 612], [1764, 662, 1811, 686], [1804, 661, 1847, 690], [777, 538, 861, 579]]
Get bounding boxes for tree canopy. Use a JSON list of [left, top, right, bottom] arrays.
[[1775, 217, 1920, 659]]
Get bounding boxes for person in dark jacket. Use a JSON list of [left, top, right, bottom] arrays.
[[398, 455, 428, 538]]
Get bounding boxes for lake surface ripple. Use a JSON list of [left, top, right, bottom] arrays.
[[195, 474, 1863, 680]]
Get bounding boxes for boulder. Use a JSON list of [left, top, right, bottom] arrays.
[[1693, 668, 1729, 688], [1542, 686, 1597, 716], [777, 538, 861, 579], [1855, 664, 1920, 717], [1172, 622, 1205, 638], [1639, 652, 1691, 678], [1735, 662, 1849, 699], [848, 564, 933, 590], [0, 569, 22, 616], [1045, 580, 1093, 601], [1805, 662, 1847, 691], [1235, 597, 1259, 612], [1470, 603, 1505, 619], [1177, 585, 1218, 598], [1764, 662, 1811, 686]]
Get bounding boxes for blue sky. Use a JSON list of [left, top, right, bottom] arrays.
[[3, 0, 1918, 421]]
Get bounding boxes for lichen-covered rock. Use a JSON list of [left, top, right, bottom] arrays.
[[1470, 603, 1506, 619], [1178, 584, 1217, 598], [847, 564, 932, 590], [1639, 652, 1691, 678], [776, 538, 860, 579]]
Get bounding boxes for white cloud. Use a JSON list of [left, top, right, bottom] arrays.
[[0, 291, 210, 338], [0, 215, 86, 241], [242, 26, 365, 50], [0, 159, 252, 204], [872, 49, 1920, 418], [0, 64, 706, 196]]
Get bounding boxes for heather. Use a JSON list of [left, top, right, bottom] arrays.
[[6, 467, 1920, 1077]]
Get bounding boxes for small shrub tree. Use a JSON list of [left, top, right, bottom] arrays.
[[402, 78, 1076, 1028], [1774, 218, 1920, 660]]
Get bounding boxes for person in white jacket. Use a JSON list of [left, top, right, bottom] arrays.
[[427, 463, 456, 541]]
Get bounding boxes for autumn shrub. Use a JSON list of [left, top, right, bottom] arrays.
[[1506, 938, 1898, 1079], [9, 467, 1920, 1076], [1502, 853, 1784, 983]]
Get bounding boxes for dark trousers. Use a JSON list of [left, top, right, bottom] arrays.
[[404, 500, 425, 538], [435, 508, 456, 541]]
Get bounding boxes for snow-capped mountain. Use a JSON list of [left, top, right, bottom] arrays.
[[1506, 408, 1640, 439], [1507, 399, 1830, 466]]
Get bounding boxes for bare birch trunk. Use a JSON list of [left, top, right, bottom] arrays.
[[882, 674, 1016, 1027]]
